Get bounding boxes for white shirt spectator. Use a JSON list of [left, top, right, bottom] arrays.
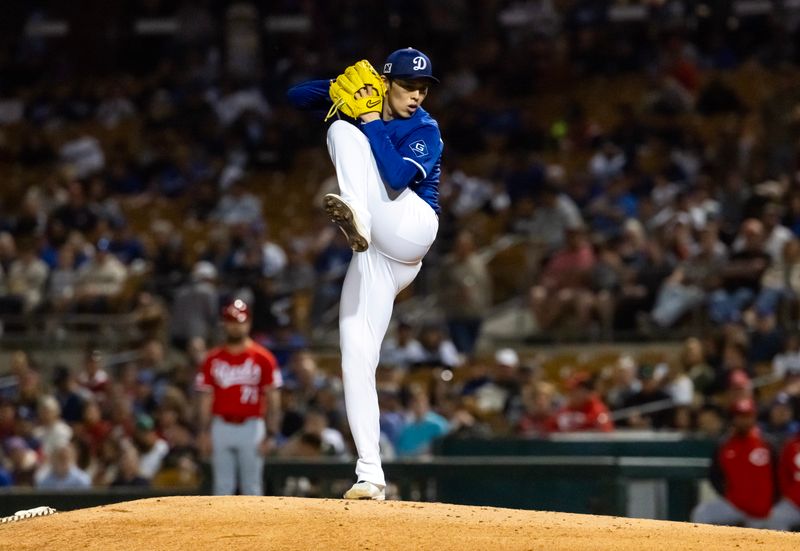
[[212, 184, 263, 226], [381, 335, 426, 368], [589, 146, 625, 183], [75, 251, 127, 298], [96, 95, 136, 128], [525, 194, 583, 250], [773, 350, 800, 378], [664, 374, 695, 407], [33, 420, 73, 461], [138, 438, 169, 479], [733, 223, 792, 261], [262, 241, 287, 278], [213, 87, 271, 127], [60, 135, 105, 179], [7, 253, 49, 312]]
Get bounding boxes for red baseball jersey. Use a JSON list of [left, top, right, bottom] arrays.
[[195, 341, 282, 419], [779, 435, 800, 508], [716, 428, 775, 518], [546, 395, 614, 432]]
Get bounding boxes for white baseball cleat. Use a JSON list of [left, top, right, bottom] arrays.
[[323, 193, 370, 253], [343, 480, 386, 501]]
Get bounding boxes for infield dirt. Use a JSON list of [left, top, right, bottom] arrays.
[[1, 495, 799, 550]]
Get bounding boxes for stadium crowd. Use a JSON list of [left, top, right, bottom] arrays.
[[0, 1, 799, 497]]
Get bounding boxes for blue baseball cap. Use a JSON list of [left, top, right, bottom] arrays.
[[382, 48, 439, 84]]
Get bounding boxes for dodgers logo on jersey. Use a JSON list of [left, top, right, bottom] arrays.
[[409, 140, 428, 157], [412, 56, 427, 71]]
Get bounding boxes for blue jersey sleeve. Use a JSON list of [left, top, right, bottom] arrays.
[[360, 121, 442, 191], [286, 79, 331, 111]]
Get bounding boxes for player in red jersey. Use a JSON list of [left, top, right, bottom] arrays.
[[691, 398, 778, 527], [767, 432, 800, 530], [196, 299, 282, 495]]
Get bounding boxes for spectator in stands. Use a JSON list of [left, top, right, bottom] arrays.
[[0, 350, 39, 404], [310, 230, 351, 325], [147, 219, 186, 297], [620, 364, 674, 429], [751, 238, 800, 320], [76, 348, 110, 400], [616, 238, 676, 333], [51, 364, 87, 424], [708, 219, 770, 325], [413, 324, 463, 369], [604, 355, 642, 410], [691, 398, 777, 528], [588, 140, 625, 185], [110, 443, 149, 487], [662, 361, 695, 429], [380, 320, 426, 370], [529, 224, 596, 333], [773, 333, 800, 379], [516, 381, 557, 437], [377, 387, 406, 449], [547, 372, 613, 432], [521, 181, 583, 252], [282, 408, 347, 458], [396, 389, 450, 457], [211, 175, 263, 228], [36, 443, 92, 490], [694, 404, 726, 439], [49, 181, 98, 236], [759, 203, 793, 263], [133, 414, 169, 481], [681, 337, 715, 396], [106, 219, 147, 266], [73, 400, 112, 459], [169, 261, 219, 350], [586, 174, 638, 238], [46, 245, 79, 314], [651, 225, 727, 328], [32, 395, 72, 461], [587, 237, 624, 338], [74, 238, 128, 313], [759, 393, 799, 445], [5, 436, 38, 486], [748, 311, 785, 365], [0, 455, 11, 487], [438, 230, 492, 356], [5, 242, 49, 314]]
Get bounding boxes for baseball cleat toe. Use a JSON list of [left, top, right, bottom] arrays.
[[324, 193, 370, 252]]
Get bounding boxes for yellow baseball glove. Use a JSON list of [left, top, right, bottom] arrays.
[[325, 60, 386, 121]]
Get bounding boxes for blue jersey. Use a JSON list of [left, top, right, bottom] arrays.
[[287, 79, 442, 214]]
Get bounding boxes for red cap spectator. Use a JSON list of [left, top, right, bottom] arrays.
[[222, 299, 249, 323]]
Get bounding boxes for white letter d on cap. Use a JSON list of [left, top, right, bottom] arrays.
[[412, 56, 427, 71]]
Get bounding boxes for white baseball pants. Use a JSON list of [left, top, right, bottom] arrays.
[[211, 416, 265, 495], [327, 120, 438, 487], [766, 498, 800, 531], [691, 497, 769, 528]]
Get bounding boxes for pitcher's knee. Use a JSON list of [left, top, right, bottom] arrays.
[[328, 119, 367, 144]]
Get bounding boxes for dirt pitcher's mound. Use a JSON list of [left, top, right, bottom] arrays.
[[2, 496, 799, 551]]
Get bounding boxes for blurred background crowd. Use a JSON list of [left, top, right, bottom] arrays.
[[1, 0, 800, 492]]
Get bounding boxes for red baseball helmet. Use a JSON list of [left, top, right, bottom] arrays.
[[222, 299, 250, 323]]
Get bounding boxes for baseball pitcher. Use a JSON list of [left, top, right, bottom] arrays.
[[288, 48, 442, 500]]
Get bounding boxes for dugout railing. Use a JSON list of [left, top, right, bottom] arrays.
[[0, 453, 709, 522]]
